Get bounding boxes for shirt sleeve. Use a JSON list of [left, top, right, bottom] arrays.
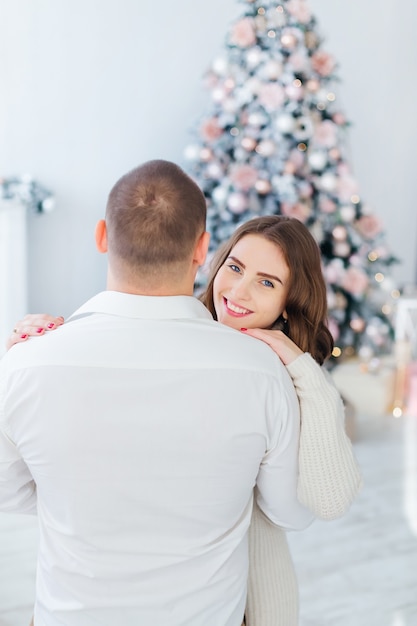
[[0, 360, 37, 515], [287, 352, 363, 519], [255, 368, 315, 531]]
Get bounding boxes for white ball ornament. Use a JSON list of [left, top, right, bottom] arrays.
[[308, 151, 327, 171], [275, 114, 295, 134], [212, 186, 228, 204], [340, 205, 356, 222], [212, 56, 228, 75], [256, 139, 276, 157], [246, 47, 263, 68], [320, 172, 337, 192], [228, 192, 248, 214]]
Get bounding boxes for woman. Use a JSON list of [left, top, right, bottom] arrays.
[[9, 215, 362, 626]]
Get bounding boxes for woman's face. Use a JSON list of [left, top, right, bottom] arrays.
[[213, 234, 290, 331]]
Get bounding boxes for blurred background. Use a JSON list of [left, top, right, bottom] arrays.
[[1, 1, 417, 625], [1, 0, 416, 324]]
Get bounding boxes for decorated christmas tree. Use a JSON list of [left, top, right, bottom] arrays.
[[184, 0, 399, 363]]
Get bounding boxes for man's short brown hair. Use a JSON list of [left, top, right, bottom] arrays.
[[106, 160, 206, 278]]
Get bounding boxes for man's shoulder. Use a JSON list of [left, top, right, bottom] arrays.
[[196, 322, 288, 377]]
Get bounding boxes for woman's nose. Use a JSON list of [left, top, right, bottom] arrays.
[[230, 279, 251, 300]]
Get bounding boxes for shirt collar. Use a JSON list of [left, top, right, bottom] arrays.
[[68, 291, 213, 321]]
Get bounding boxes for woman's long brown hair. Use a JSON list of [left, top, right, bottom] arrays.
[[200, 216, 334, 365]]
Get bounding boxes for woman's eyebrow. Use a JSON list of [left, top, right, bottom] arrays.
[[258, 271, 284, 285], [227, 255, 245, 268], [227, 255, 283, 284]]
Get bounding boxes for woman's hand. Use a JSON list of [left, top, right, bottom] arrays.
[[241, 328, 303, 365], [6, 314, 64, 351]]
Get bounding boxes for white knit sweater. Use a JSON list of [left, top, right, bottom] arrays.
[[245, 353, 362, 626]]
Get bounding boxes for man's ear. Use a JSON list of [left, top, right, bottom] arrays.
[[95, 219, 108, 254], [194, 231, 210, 267]]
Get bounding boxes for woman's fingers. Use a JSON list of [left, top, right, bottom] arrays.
[[241, 328, 303, 365], [6, 314, 64, 351]]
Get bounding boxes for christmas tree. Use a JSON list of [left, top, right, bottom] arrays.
[[184, 0, 399, 363]]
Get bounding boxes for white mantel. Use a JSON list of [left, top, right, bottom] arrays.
[[0, 199, 28, 356]]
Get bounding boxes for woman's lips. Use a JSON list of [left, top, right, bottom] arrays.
[[223, 297, 252, 317]]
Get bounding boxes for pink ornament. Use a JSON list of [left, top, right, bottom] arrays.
[[255, 179, 272, 194], [311, 50, 336, 77], [333, 112, 347, 126], [230, 18, 257, 48], [241, 137, 257, 151], [333, 242, 351, 257], [306, 78, 320, 92], [281, 31, 298, 49], [342, 267, 369, 296], [355, 215, 384, 240], [200, 118, 223, 142], [199, 148, 213, 162], [230, 164, 259, 191], [286, 0, 312, 24], [332, 225, 347, 241]]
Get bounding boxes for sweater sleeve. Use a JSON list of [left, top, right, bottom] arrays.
[[286, 353, 362, 520]]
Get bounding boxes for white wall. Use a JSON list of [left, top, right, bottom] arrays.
[[0, 0, 416, 319]]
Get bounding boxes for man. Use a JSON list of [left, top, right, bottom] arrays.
[[0, 160, 312, 625]]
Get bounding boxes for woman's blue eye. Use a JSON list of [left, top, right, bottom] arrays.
[[261, 279, 274, 288], [228, 264, 241, 273]]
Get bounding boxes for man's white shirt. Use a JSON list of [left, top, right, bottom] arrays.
[[0, 291, 313, 626]]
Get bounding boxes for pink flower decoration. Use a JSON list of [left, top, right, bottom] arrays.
[[314, 120, 338, 148], [355, 215, 384, 240], [286, 0, 312, 24], [258, 83, 285, 110], [311, 50, 336, 77], [230, 18, 257, 48], [230, 165, 259, 191], [342, 267, 369, 296], [200, 118, 223, 142]]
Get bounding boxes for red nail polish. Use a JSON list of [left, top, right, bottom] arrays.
[[20, 334, 28, 339], [240, 328, 247, 332], [36, 328, 44, 333], [47, 323, 55, 329]]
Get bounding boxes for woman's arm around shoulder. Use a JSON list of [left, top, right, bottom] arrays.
[[286, 352, 363, 519]]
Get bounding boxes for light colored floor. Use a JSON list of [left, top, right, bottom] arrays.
[[0, 411, 416, 625], [289, 411, 417, 626]]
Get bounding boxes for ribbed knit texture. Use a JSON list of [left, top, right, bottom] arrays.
[[245, 353, 362, 626]]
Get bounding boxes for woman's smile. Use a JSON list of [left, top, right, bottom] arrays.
[[222, 297, 253, 317]]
